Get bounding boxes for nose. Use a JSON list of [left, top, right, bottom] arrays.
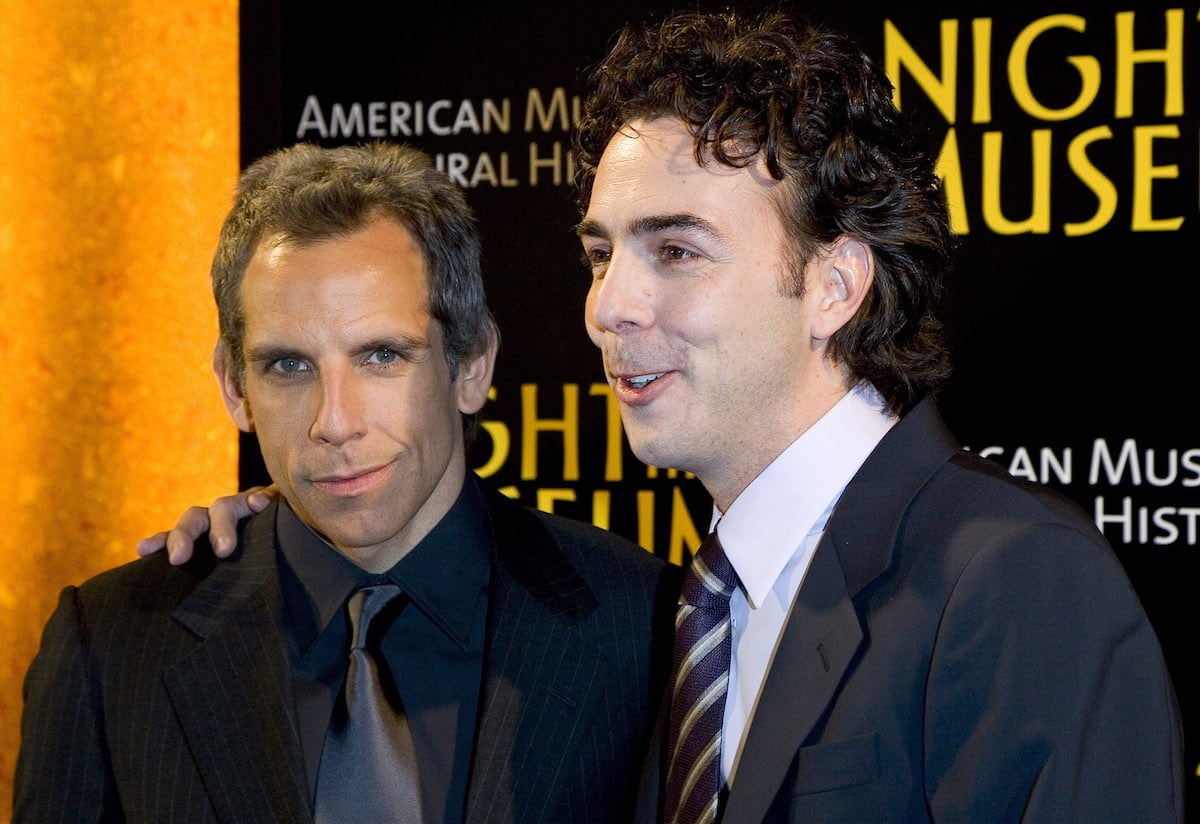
[[586, 250, 653, 336], [309, 368, 367, 445]]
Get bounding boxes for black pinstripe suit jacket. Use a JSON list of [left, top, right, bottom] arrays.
[[15, 480, 680, 823]]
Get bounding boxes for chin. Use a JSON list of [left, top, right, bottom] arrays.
[[627, 432, 682, 474], [623, 427, 656, 462]]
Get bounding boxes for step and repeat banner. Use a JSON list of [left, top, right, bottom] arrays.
[[240, 0, 1197, 805]]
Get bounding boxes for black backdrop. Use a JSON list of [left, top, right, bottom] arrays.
[[238, 1, 1197, 809]]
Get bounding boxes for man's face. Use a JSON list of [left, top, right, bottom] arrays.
[[579, 117, 844, 510], [217, 217, 493, 572]]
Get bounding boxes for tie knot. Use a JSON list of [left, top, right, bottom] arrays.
[[347, 583, 404, 650], [681, 530, 737, 608]]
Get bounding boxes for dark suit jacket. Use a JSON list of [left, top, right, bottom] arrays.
[[637, 399, 1184, 823], [14, 481, 680, 823]]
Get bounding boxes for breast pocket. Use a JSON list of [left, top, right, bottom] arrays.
[[792, 732, 880, 795]]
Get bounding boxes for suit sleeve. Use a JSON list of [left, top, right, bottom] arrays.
[[13, 586, 120, 824], [923, 522, 1184, 823]]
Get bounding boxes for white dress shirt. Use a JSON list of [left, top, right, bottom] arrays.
[[712, 382, 897, 784]]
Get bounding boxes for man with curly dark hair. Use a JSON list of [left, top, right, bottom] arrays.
[[573, 9, 1182, 824], [132, 9, 1183, 824]]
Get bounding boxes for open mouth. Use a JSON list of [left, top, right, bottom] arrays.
[[626, 372, 665, 389]]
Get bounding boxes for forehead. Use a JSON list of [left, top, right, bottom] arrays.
[[240, 218, 433, 334], [584, 117, 782, 231]]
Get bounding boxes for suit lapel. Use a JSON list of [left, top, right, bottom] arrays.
[[465, 488, 605, 824], [164, 503, 312, 824], [721, 538, 862, 824], [722, 399, 960, 822]]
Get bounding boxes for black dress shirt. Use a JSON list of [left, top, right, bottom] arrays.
[[276, 476, 492, 824]]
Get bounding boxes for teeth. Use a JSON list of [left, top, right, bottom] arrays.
[[627, 373, 664, 389]]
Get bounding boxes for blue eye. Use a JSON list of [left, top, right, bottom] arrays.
[[272, 357, 308, 373], [367, 349, 400, 365]]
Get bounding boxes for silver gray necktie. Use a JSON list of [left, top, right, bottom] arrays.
[[313, 584, 423, 824]]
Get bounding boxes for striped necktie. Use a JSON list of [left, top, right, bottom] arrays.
[[664, 528, 738, 824]]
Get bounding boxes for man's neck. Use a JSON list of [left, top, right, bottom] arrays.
[[705, 382, 853, 513]]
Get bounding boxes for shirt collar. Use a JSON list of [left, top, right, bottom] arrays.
[[277, 474, 492, 655], [388, 475, 492, 652], [277, 500, 364, 655], [715, 382, 897, 609]]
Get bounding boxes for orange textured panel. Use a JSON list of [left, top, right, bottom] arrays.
[[0, 1, 239, 814]]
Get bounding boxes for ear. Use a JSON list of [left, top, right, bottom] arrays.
[[454, 332, 498, 416], [213, 342, 255, 433], [809, 236, 874, 341]]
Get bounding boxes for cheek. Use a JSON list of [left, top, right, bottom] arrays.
[[251, 427, 297, 484], [241, 393, 300, 446], [374, 379, 459, 439], [659, 288, 720, 345]]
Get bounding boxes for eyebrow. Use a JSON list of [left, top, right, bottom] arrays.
[[245, 345, 306, 366], [351, 335, 432, 359], [575, 213, 720, 240]]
